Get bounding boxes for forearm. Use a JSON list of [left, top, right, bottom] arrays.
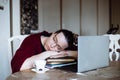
[[20, 51, 60, 71], [20, 55, 38, 71], [66, 51, 78, 59], [20, 52, 48, 71]]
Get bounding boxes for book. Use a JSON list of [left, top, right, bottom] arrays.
[[45, 62, 77, 69], [45, 56, 77, 69], [46, 56, 76, 64]]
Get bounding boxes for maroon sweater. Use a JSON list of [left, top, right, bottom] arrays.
[[11, 31, 50, 73]]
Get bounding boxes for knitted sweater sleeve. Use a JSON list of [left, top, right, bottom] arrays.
[[11, 32, 47, 73]]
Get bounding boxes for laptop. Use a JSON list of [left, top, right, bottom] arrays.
[[77, 36, 109, 73]]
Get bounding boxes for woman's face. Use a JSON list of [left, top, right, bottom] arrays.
[[44, 32, 68, 51]]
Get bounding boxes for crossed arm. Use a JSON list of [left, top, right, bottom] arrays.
[[20, 50, 77, 71]]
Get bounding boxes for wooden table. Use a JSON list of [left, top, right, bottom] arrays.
[[6, 61, 120, 80]]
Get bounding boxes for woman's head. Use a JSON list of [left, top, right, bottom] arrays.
[[55, 29, 74, 48], [44, 29, 77, 51]]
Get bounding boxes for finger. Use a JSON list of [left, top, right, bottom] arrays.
[[50, 54, 67, 58]]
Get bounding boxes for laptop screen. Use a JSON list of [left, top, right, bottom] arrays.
[[77, 36, 109, 73]]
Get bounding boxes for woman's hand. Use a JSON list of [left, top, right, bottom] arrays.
[[20, 51, 60, 71], [37, 51, 62, 59], [49, 51, 68, 58], [49, 50, 78, 59]]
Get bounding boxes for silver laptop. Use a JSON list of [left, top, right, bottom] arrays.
[[77, 36, 109, 73]]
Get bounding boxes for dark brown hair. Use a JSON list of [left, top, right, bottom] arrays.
[[55, 29, 78, 49]]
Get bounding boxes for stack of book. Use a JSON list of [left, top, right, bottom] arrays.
[[45, 56, 77, 68]]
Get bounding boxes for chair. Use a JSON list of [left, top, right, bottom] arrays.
[[109, 34, 120, 61], [105, 34, 120, 61], [7, 35, 28, 72]]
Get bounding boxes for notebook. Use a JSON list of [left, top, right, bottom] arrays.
[[77, 36, 109, 73], [46, 56, 76, 64], [46, 56, 77, 69]]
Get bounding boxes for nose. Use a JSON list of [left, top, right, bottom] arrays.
[[50, 43, 57, 48], [50, 43, 59, 51]]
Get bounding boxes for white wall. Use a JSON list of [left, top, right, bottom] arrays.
[[38, 0, 109, 35], [0, 0, 11, 80], [12, 0, 21, 36], [80, 0, 109, 35], [98, 0, 109, 35], [62, 0, 80, 34], [38, 0, 60, 32], [0, 0, 20, 79], [38, 0, 80, 34], [81, 0, 98, 35], [11, 0, 21, 56]]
